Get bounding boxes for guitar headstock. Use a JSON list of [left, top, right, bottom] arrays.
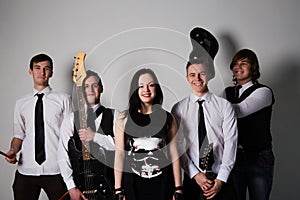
[[200, 143, 214, 171], [73, 52, 87, 86]]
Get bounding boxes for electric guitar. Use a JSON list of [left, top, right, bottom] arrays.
[[199, 143, 216, 200], [61, 52, 113, 200]]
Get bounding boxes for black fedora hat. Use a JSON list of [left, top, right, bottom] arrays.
[[189, 27, 219, 60]]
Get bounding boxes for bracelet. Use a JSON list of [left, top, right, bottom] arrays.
[[175, 186, 184, 191], [114, 188, 124, 193]]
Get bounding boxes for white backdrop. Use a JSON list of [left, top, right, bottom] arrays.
[[1, 0, 299, 199]]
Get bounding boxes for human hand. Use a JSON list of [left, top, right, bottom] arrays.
[[78, 128, 95, 142], [69, 187, 87, 200], [203, 179, 223, 199], [4, 150, 18, 164], [194, 172, 214, 191]]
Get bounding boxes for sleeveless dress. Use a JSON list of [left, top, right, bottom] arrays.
[[123, 106, 175, 200]]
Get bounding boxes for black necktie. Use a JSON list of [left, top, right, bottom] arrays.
[[87, 107, 96, 132], [235, 85, 242, 102], [198, 100, 206, 153], [35, 93, 45, 165]]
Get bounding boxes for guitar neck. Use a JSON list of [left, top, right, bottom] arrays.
[[76, 86, 91, 161]]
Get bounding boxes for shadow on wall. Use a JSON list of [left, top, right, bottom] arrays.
[[269, 54, 300, 200], [219, 32, 240, 60], [217, 32, 240, 85]]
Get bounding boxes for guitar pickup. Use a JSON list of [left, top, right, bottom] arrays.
[[83, 189, 98, 195]]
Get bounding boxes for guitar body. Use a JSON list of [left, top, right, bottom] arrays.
[[68, 136, 114, 200]]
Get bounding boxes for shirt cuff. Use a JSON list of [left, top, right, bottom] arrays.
[[216, 167, 230, 183], [188, 164, 202, 179], [93, 134, 115, 151], [65, 178, 76, 190]]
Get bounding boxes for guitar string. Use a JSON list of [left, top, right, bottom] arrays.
[[84, 159, 97, 199], [78, 87, 97, 200], [75, 56, 100, 200]]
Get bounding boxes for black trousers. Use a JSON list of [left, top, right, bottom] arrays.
[[13, 170, 67, 200], [183, 173, 236, 200]]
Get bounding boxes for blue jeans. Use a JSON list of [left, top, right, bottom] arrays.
[[232, 148, 275, 200]]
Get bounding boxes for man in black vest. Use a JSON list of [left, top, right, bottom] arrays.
[[58, 70, 116, 200], [224, 49, 275, 200]]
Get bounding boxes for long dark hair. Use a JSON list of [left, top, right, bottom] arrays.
[[230, 49, 261, 83], [128, 68, 163, 113]]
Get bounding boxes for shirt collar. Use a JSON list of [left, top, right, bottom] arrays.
[[240, 81, 253, 94], [33, 86, 51, 96], [86, 103, 101, 112], [190, 91, 212, 103]]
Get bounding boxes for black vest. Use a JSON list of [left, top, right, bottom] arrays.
[[73, 106, 114, 165], [68, 106, 115, 197], [225, 83, 275, 152]]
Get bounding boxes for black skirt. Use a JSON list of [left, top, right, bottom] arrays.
[[123, 164, 174, 200]]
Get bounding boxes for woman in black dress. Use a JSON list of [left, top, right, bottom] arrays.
[[114, 68, 183, 200]]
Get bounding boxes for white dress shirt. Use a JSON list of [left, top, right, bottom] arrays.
[[172, 91, 237, 183], [57, 104, 117, 190], [13, 86, 73, 176], [232, 81, 273, 118]]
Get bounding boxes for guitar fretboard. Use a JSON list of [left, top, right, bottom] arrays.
[[76, 85, 91, 161]]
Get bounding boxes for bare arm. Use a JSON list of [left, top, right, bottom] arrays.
[[169, 115, 183, 192], [5, 137, 22, 164], [169, 115, 185, 200], [114, 112, 126, 190]]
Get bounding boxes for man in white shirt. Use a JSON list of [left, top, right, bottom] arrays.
[[58, 70, 117, 200], [172, 27, 237, 200], [5, 53, 73, 200]]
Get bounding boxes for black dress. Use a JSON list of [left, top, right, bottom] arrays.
[[123, 106, 175, 200]]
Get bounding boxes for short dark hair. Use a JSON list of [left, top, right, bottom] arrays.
[[29, 53, 53, 70], [230, 49, 261, 83], [186, 56, 215, 80], [128, 68, 163, 112]]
